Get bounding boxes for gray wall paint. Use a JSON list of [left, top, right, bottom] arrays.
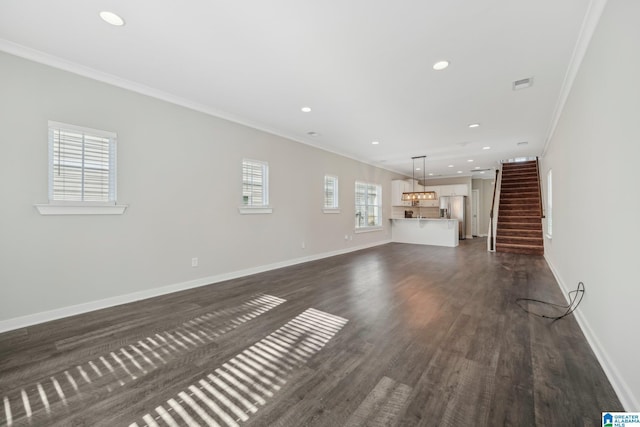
[[472, 178, 495, 236], [0, 52, 403, 322], [541, 0, 640, 410]]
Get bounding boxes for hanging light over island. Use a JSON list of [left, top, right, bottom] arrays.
[[401, 155, 437, 202]]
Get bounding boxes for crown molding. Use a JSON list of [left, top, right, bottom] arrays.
[[0, 39, 406, 178], [542, 0, 609, 157]]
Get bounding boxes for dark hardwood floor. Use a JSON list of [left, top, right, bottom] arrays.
[[0, 239, 622, 426]]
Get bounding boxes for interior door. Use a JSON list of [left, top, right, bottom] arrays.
[[472, 189, 479, 237]]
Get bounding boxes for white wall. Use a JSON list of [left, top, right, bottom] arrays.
[[541, 0, 640, 410], [0, 52, 403, 327]]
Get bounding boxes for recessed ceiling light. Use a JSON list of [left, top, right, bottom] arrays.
[[99, 11, 125, 26], [468, 123, 480, 128], [428, 173, 433, 176], [448, 165, 454, 168], [301, 106, 312, 113], [474, 166, 480, 169], [482, 146, 491, 150], [415, 167, 421, 171], [467, 159, 474, 162], [371, 141, 379, 145], [457, 171, 463, 174], [307, 131, 320, 137], [433, 60, 449, 71], [480, 171, 485, 174]]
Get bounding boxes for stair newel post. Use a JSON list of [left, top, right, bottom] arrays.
[[489, 168, 500, 251]]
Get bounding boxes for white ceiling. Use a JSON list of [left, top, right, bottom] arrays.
[[0, 0, 595, 178]]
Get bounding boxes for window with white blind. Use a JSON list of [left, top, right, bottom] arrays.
[[35, 121, 126, 215], [240, 159, 272, 214], [323, 175, 340, 213], [355, 181, 382, 230]]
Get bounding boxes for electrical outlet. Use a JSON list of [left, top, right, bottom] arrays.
[[191, 257, 199, 267]]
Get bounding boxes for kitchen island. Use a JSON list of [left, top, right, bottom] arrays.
[[391, 218, 459, 247]]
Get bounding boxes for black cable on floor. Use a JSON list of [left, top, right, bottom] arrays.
[[516, 281, 585, 321]]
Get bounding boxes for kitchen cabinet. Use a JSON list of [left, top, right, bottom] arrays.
[[439, 184, 469, 196], [421, 186, 440, 207], [391, 180, 411, 206], [392, 179, 432, 206]]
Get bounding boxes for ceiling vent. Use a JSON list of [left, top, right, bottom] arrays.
[[513, 77, 533, 90], [471, 168, 492, 172]]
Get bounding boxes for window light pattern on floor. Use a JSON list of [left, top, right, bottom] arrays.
[[0, 294, 285, 427], [129, 308, 348, 427]]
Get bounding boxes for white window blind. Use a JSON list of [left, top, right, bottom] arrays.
[[324, 175, 339, 209], [242, 159, 269, 207], [355, 181, 382, 229], [48, 121, 116, 204]]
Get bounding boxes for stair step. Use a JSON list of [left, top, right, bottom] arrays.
[[499, 202, 540, 208], [502, 161, 537, 168], [501, 182, 539, 188], [498, 222, 542, 230], [498, 229, 542, 237], [498, 215, 542, 224], [497, 235, 543, 245], [498, 206, 540, 218], [496, 243, 544, 256], [500, 195, 540, 203], [502, 167, 538, 174], [500, 187, 539, 193], [501, 176, 538, 184], [499, 197, 539, 204]]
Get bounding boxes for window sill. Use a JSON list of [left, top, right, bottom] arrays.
[[238, 206, 273, 215], [354, 226, 383, 234], [35, 204, 128, 215], [322, 208, 341, 214]]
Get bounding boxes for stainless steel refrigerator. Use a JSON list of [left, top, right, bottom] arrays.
[[439, 195, 467, 240]]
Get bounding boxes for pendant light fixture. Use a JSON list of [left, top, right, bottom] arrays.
[[401, 155, 437, 203]]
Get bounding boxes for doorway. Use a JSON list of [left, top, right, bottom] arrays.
[[472, 189, 480, 237]]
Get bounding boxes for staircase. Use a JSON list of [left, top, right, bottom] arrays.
[[496, 160, 544, 255]]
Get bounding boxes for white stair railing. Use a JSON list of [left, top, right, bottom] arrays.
[[487, 168, 502, 252]]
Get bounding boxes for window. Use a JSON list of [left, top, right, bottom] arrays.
[[240, 159, 272, 214], [323, 175, 339, 213], [547, 169, 552, 238], [36, 121, 126, 215], [355, 181, 382, 230]]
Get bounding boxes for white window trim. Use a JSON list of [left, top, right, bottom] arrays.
[[238, 206, 273, 215], [35, 204, 128, 215], [323, 175, 340, 213], [355, 181, 383, 230], [546, 169, 553, 239], [240, 158, 271, 214], [36, 121, 126, 215], [354, 226, 383, 233]]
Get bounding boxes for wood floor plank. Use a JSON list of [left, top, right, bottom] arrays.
[[0, 239, 623, 426]]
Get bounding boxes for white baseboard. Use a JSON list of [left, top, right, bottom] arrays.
[[0, 240, 391, 333], [544, 254, 639, 411]]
